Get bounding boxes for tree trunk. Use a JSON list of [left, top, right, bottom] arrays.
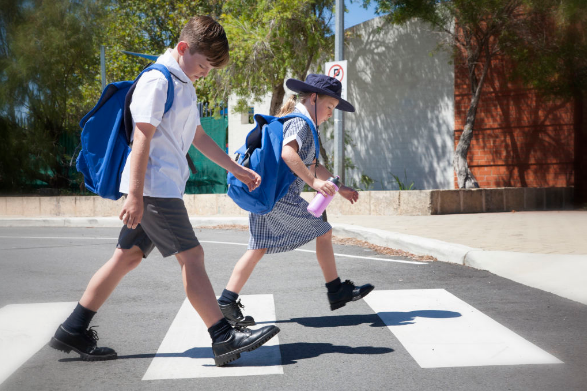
[[453, 45, 492, 189], [454, 122, 480, 189], [269, 82, 286, 116]]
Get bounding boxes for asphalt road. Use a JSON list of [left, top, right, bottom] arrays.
[[0, 227, 586, 391]]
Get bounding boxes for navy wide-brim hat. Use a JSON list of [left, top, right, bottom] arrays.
[[285, 74, 355, 112]]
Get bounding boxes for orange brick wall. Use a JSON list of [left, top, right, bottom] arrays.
[[454, 56, 575, 189]]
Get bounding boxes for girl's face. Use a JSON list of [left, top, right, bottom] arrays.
[[309, 94, 339, 126]]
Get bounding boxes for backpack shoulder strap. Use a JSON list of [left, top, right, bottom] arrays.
[[279, 113, 320, 162], [123, 63, 175, 143], [138, 63, 174, 114]]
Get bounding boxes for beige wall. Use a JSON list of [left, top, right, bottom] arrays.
[[340, 17, 455, 190], [0, 188, 572, 218]]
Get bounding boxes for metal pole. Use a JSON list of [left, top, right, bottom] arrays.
[[100, 45, 106, 91], [334, 0, 345, 182]]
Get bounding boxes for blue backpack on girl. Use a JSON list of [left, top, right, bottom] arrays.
[[76, 64, 174, 200], [227, 113, 319, 214]]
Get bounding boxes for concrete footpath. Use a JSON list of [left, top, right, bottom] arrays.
[[1, 210, 586, 305]]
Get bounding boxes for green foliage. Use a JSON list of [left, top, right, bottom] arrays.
[[102, 0, 225, 104], [390, 169, 415, 190], [504, 0, 587, 98], [0, 0, 107, 192], [219, 0, 335, 113]]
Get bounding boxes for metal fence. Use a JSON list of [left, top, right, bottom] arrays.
[[28, 107, 229, 195], [185, 114, 228, 194]]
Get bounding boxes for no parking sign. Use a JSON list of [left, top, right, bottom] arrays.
[[325, 60, 347, 100]]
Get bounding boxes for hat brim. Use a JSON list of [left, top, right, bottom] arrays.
[[286, 79, 355, 112]]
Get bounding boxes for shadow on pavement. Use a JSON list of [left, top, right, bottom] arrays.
[[58, 342, 393, 367], [258, 310, 461, 328], [279, 342, 394, 365]]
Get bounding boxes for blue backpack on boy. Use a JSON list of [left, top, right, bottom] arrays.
[[76, 64, 174, 200], [227, 113, 319, 214]]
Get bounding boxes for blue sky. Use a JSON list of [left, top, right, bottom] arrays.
[[344, 1, 379, 29]]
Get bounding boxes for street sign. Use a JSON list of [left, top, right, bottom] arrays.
[[325, 60, 347, 100]]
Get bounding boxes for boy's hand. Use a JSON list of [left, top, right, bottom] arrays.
[[234, 166, 261, 192], [312, 178, 337, 197], [119, 194, 144, 229], [339, 185, 359, 204]]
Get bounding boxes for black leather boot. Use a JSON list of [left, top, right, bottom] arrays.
[[49, 325, 117, 361], [327, 280, 374, 311], [219, 299, 256, 327], [212, 325, 280, 366]]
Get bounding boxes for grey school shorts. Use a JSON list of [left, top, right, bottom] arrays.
[[117, 197, 200, 258]]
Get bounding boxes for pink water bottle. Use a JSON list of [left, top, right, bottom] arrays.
[[307, 176, 340, 217]]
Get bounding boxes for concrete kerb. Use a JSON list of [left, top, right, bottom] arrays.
[[0, 217, 122, 227], [0, 217, 250, 228], [331, 223, 477, 265], [465, 250, 587, 305]]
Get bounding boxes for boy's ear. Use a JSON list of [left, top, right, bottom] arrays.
[[177, 41, 189, 56]]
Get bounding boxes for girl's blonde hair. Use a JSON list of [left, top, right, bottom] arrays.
[[277, 92, 324, 117]]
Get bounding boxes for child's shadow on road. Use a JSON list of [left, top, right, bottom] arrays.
[[261, 310, 462, 328], [278, 342, 393, 365]]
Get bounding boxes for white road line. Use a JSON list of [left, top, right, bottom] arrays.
[[0, 302, 77, 385], [199, 240, 248, 246], [364, 289, 563, 368], [0, 236, 116, 240], [294, 249, 426, 265], [0, 236, 424, 265], [142, 294, 282, 380]]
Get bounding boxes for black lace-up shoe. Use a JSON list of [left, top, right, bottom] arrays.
[[219, 299, 256, 327], [49, 325, 117, 361], [327, 280, 375, 311], [212, 325, 280, 366]]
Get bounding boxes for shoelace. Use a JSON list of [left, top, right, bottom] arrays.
[[343, 279, 355, 287], [234, 325, 252, 335], [84, 326, 100, 342], [234, 299, 246, 318]]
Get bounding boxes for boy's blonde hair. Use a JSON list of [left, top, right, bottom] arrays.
[[179, 16, 229, 68], [277, 92, 324, 117]]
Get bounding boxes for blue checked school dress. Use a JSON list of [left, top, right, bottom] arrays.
[[248, 108, 332, 254]]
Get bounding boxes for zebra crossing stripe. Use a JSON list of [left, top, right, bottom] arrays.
[[0, 302, 76, 385], [364, 289, 563, 368], [142, 294, 282, 380]]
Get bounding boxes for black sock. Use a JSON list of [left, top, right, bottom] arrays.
[[208, 318, 233, 343], [62, 303, 96, 333], [326, 277, 342, 293], [218, 289, 239, 305]]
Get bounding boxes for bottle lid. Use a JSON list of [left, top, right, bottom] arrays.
[[329, 176, 340, 186]]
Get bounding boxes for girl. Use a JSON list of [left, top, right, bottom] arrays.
[[218, 74, 374, 326]]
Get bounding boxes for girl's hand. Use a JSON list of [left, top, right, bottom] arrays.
[[234, 165, 261, 192], [339, 185, 359, 204], [312, 178, 337, 197]]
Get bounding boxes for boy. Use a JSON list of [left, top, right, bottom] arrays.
[[49, 16, 279, 367]]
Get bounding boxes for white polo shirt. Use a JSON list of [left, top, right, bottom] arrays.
[[119, 49, 200, 198]]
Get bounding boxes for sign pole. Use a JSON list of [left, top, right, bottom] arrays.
[[334, 0, 344, 182]]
